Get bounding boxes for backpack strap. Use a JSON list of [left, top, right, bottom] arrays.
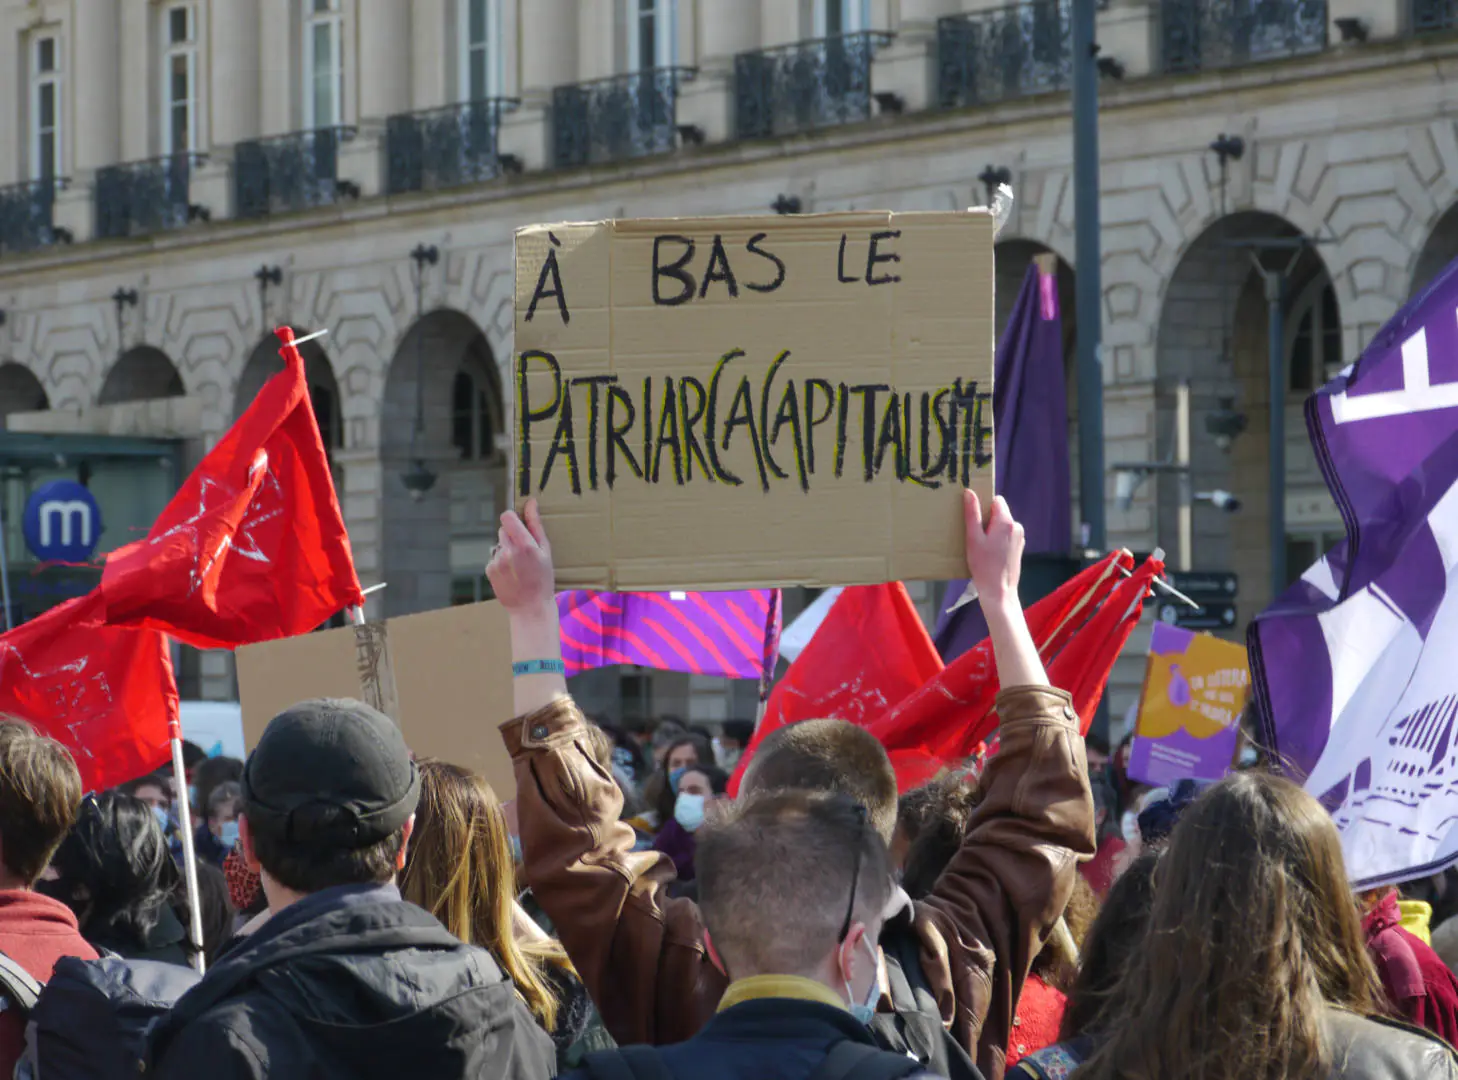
[[809, 1040, 925, 1080], [581, 1045, 674, 1080], [0, 950, 42, 1014]]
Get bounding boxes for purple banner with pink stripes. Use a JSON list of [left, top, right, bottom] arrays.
[[557, 589, 781, 680]]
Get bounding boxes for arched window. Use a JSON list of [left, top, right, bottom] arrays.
[[452, 368, 494, 460]]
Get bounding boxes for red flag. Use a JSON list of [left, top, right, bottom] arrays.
[[101, 327, 363, 649], [0, 591, 177, 792], [872, 552, 1136, 763], [728, 583, 940, 795], [730, 553, 1163, 795]]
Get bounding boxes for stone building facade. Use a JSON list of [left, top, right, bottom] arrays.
[[2, 0, 1456, 723]]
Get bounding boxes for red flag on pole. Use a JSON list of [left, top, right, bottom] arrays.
[[730, 553, 1163, 794], [0, 591, 177, 792], [727, 583, 941, 795], [872, 552, 1138, 762], [101, 327, 363, 649]]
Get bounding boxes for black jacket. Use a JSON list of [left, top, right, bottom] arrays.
[[88, 903, 190, 967], [566, 995, 940, 1080], [149, 884, 556, 1080]]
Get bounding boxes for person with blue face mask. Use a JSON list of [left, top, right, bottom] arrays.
[[195, 781, 243, 868], [652, 766, 728, 887], [564, 790, 938, 1080]]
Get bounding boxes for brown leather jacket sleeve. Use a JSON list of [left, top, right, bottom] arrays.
[[501, 697, 726, 1046], [912, 685, 1096, 1080]]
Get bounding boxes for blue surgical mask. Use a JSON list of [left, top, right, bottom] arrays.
[[151, 805, 171, 833], [668, 766, 687, 794], [219, 821, 240, 851], [187, 785, 197, 807], [845, 938, 882, 1025], [674, 792, 707, 833]]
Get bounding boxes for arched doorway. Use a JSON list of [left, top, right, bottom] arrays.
[[97, 346, 184, 404], [0, 363, 48, 428], [381, 309, 505, 617], [994, 238, 1079, 545], [1413, 201, 1458, 298], [1155, 211, 1341, 617], [235, 330, 344, 456]]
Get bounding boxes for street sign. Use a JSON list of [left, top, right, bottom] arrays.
[[1169, 571, 1238, 599], [1156, 599, 1238, 631], [22, 480, 103, 564]]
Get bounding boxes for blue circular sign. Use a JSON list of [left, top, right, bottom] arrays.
[[22, 480, 103, 564]]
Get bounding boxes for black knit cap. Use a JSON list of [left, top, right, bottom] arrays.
[[241, 698, 419, 850]]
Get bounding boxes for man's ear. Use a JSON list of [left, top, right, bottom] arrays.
[[396, 815, 415, 872], [238, 814, 263, 873], [703, 928, 728, 977]]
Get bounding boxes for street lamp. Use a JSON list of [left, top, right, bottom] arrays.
[[1110, 382, 1241, 571], [402, 244, 440, 500]]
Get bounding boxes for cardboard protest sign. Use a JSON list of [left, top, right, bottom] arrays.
[[514, 211, 996, 590], [1129, 622, 1250, 787], [236, 600, 517, 800]]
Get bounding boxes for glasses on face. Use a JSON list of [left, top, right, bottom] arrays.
[[838, 804, 869, 944]]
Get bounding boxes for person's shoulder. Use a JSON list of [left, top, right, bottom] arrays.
[[1323, 1007, 1458, 1078]]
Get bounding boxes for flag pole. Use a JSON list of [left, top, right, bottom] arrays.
[[0, 507, 13, 631], [168, 718, 206, 974]]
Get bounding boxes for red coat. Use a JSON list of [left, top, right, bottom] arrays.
[[1079, 835, 1127, 899], [1363, 890, 1458, 1045], [1005, 973, 1067, 1067], [0, 889, 98, 1074]]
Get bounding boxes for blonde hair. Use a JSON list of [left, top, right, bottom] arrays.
[[400, 759, 571, 1030]]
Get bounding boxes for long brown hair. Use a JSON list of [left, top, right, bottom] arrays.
[[400, 759, 569, 1030], [1074, 771, 1384, 1080]]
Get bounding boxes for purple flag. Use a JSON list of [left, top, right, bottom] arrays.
[[1249, 254, 1458, 885], [934, 259, 1071, 659], [558, 588, 781, 680]]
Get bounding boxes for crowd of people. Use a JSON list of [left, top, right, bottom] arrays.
[[0, 491, 1454, 1078]]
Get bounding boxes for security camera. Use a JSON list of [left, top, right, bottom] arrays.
[[1196, 490, 1241, 513], [1114, 469, 1146, 513]]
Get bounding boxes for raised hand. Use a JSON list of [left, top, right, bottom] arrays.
[[487, 498, 555, 616], [964, 489, 1025, 609]]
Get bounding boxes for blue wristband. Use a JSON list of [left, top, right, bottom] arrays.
[[512, 659, 566, 678]]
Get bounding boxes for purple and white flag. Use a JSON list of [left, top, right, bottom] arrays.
[[558, 588, 781, 681], [1250, 256, 1458, 886]]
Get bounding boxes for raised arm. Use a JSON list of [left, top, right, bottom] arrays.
[[916, 491, 1095, 1079], [488, 501, 726, 1047]]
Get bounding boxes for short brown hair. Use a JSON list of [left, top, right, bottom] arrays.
[[739, 720, 899, 843], [247, 821, 405, 894], [0, 717, 83, 885], [698, 790, 891, 979]]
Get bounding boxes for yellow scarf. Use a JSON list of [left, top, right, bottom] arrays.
[[1399, 899, 1433, 945]]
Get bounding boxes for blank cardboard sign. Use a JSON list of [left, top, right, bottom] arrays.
[[514, 210, 996, 591], [235, 600, 517, 801]]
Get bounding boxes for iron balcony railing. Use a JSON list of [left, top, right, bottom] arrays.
[[1413, 0, 1458, 31], [937, 1, 1073, 109], [95, 153, 204, 239], [386, 98, 520, 195], [233, 126, 357, 220], [552, 68, 696, 169], [0, 178, 65, 255], [1162, 0, 1328, 74], [735, 31, 893, 140]]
